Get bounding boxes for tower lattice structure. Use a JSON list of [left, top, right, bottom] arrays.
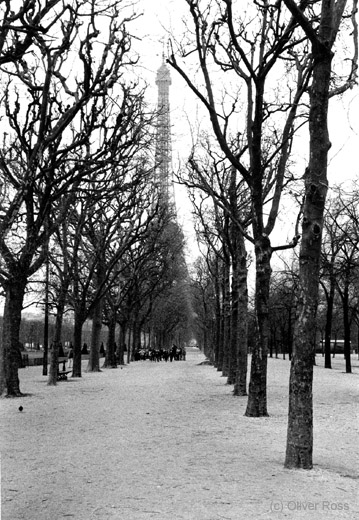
[[155, 57, 175, 210]]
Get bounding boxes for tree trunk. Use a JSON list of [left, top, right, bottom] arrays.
[[1, 279, 27, 396], [288, 308, 293, 360], [42, 256, 50, 376], [87, 261, 106, 372], [233, 232, 248, 396], [103, 316, 117, 368], [285, 44, 332, 470], [48, 281, 68, 385], [127, 327, 132, 364], [87, 297, 103, 372], [48, 341, 60, 386], [116, 321, 126, 365], [215, 269, 224, 370], [221, 257, 231, 378], [342, 281, 352, 373], [132, 313, 141, 361], [214, 306, 221, 369], [245, 236, 271, 416], [324, 270, 335, 369], [202, 325, 208, 358], [227, 253, 238, 386], [72, 313, 84, 378]]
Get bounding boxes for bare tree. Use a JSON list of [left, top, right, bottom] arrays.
[[269, 265, 299, 360], [190, 253, 219, 360], [182, 142, 251, 393], [187, 186, 230, 369], [284, 0, 358, 469], [168, 0, 308, 415], [329, 187, 359, 373], [85, 171, 158, 373]]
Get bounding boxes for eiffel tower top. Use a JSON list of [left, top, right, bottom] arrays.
[[156, 54, 172, 86]]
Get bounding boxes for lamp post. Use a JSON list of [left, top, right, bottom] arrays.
[[42, 228, 49, 375]]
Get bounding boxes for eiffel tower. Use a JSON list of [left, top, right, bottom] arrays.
[[154, 56, 197, 346], [154, 56, 175, 211]]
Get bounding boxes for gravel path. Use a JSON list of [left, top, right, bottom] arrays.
[[1, 348, 358, 519]]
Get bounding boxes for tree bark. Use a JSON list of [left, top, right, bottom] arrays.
[[221, 256, 231, 378], [285, 37, 333, 469], [87, 298, 103, 372], [215, 263, 224, 370], [116, 321, 126, 366], [127, 327, 132, 364], [87, 260, 106, 372], [342, 281, 352, 373], [103, 316, 117, 368], [1, 278, 27, 396], [227, 249, 239, 386], [42, 255, 50, 376], [131, 311, 141, 361], [214, 304, 221, 369], [72, 313, 85, 378], [233, 232, 248, 396], [245, 235, 271, 416]]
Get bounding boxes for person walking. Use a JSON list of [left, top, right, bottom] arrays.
[[67, 344, 74, 369]]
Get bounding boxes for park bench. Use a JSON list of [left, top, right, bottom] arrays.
[[57, 357, 72, 381]]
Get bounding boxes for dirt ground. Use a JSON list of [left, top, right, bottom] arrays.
[[1, 348, 358, 520]]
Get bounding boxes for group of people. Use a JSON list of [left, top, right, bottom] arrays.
[[65, 342, 187, 366], [134, 344, 186, 362]]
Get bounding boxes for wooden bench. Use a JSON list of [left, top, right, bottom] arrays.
[[57, 357, 72, 381]]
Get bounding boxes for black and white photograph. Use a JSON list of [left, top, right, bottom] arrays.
[[0, 1, 358, 519]]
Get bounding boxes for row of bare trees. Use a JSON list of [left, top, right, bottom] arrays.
[[168, 0, 358, 469], [0, 0, 147, 395], [0, 0, 357, 473], [320, 186, 359, 371], [269, 187, 359, 367], [190, 183, 359, 368], [264, 186, 359, 367], [0, 1, 194, 396], [45, 191, 190, 381]]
